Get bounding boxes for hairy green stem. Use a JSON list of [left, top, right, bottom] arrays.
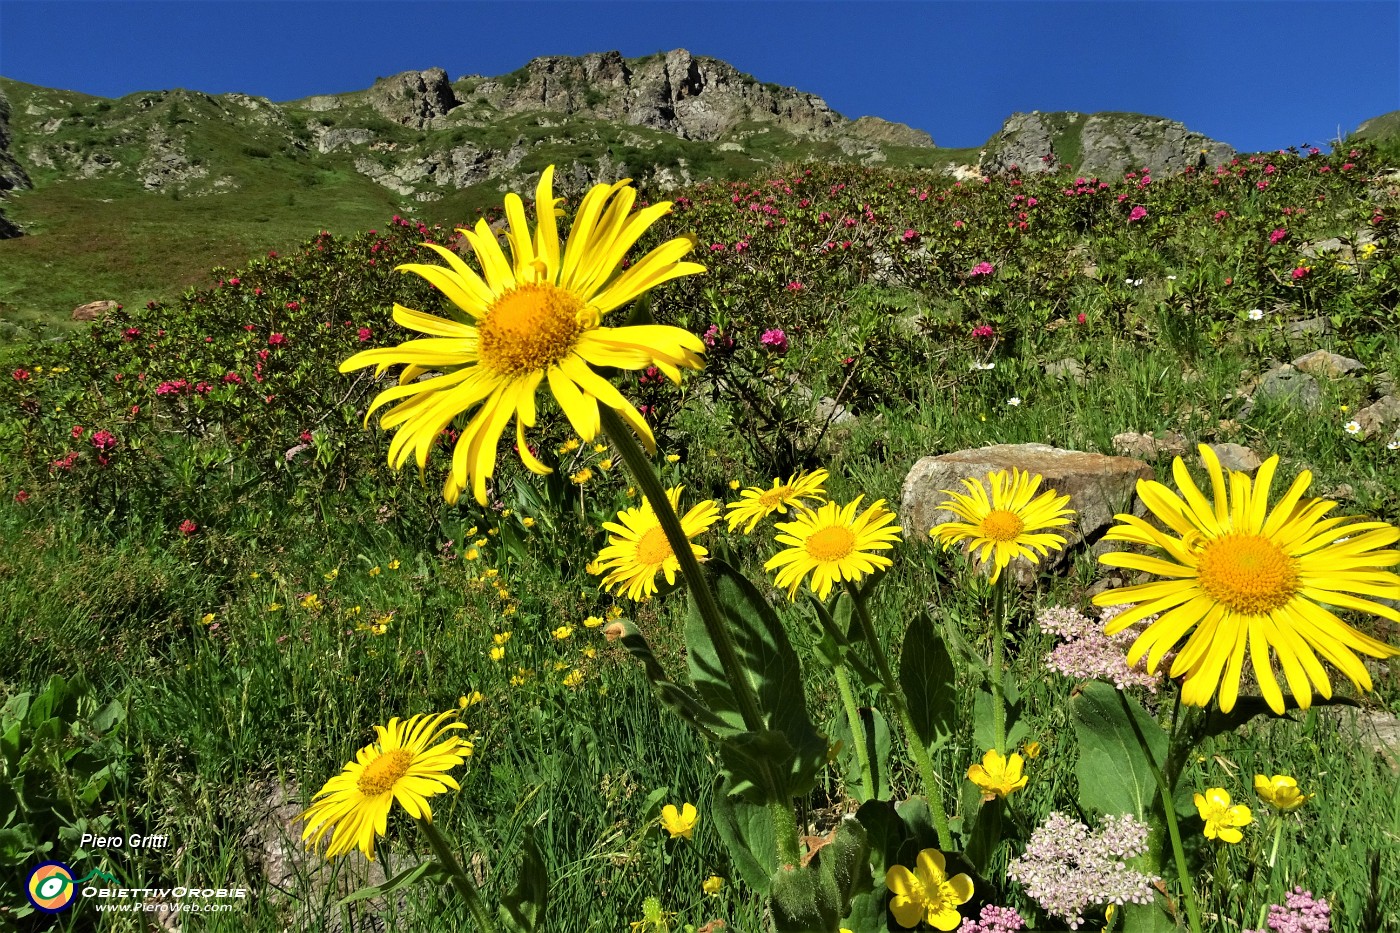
[[1118, 692, 1203, 933], [847, 582, 953, 850], [600, 407, 802, 867], [990, 577, 1007, 753], [419, 819, 499, 933], [833, 662, 876, 801]]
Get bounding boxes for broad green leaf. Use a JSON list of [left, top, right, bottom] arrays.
[[611, 620, 730, 741], [898, 610, 956, 754], [686, 561, 829, 799], [1071, 682, 1167, 820], [711, 774, 776, 895], [827, 706, 890, 802], [500, 830, 548, 933]]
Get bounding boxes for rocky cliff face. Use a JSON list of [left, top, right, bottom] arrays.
[[465, 49, 857, 142], [0, 86, 33, 237], [981, 111, 1233, 177]]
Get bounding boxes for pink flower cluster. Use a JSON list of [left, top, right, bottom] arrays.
[[957, 905, 1025, 933], [1243, 888, 1330, 933], [179, 519, 198, 536], [971, 324, 995, 339], [702, 324, 734, 352], [90, 430, 117, 452], [760, 328, 789, 354], [969, 261, 995, 277], [1269, 228, 1288, 245], [1008, 812, 1160, 930], [12, 368, 29, 381], [1039, 605, 1165, 692], [1127, 205, 1148, 223]]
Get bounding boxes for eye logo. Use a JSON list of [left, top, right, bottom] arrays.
[[26, 862, 77, 912]]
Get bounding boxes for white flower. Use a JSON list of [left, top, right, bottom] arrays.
[[1248, 308, 1264, 321], [1388, 438, 1400, 450], [1344, 421, 1363, 436], [970, 362, 996, 371], [1166, 275, 1177, 281], [1007, 397, 1022, 407]]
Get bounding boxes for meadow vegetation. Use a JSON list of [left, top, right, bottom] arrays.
[[2, 144, 1399, 932]]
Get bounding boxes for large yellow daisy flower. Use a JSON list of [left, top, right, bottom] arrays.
[[725, 468, 830, 533], [765, 496, 901, 600], [593, 486, 720, 601], [301, 711, 469, 860], [930, 469, 1075, 584], [884, 848, 974, 930], [340, 166, 706, 505], [1092, 445, 1400, 714]]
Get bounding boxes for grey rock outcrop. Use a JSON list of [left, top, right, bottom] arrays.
[[1240, 364, 1322, 418], [1292, 349, 1364, 378], [0, 86, 32, 238], [981, 110, 1233, 177], [367, 67, 458, 129]]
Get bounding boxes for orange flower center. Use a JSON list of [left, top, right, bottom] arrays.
[[806, 525, 856, 562], [636, 526, 674, 567], [477, 282, 597, 376], [757, 485, 793, 509], [357, 748, 413, 797], [979, 509, 1025, 542], [1195, 533, 1299, 616]]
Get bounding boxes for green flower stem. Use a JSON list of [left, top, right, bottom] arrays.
[[1118, 692, 1203, 933], [419, 819, 499, 933], [990, 577, 1007, 754], [833, 662, 876, 801], [1266, 814, 1283, 869], [847, 582, 953, 850], [599, 406, 802, 868]]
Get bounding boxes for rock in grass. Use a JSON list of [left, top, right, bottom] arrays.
[[1355, 395, 1400, 439], [1111, 431, 1187, 460], [899, 444, 1154, 569], [1291, 349, 1365, 378], [1240, 364, 1322, 418], [1208, 443, 1262, 473], [71, 299, 119, 322]]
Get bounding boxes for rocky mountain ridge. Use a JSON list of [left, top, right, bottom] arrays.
[[0, 86, 33, 237]]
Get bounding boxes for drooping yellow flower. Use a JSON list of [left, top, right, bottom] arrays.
[[594, 486, 719, 601], [1093, 444, 1400, 714], [660, 802, 698, 840], [340, 166, 706, 506], [765, 496, 901, 600], [702, 875, 724, 896], [725, 468, 830, 534], [1254, 774, 1311, 811], [930, 469, 1074, 584], [884, 848, 974, 930], [966, 749, 1028, 800], [300, 711, 469, 860], [1195, 787, 1252, 843]]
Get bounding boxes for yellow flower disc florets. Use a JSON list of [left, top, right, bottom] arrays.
[[805, 525, 857, 562], [1194, 533, 1300, 616], [634, 526, 674, 567], [356, 748, 414, 797], [979, 509, 1026, 542], [757, 485, 794, 508], [477, 283, 595, 376]]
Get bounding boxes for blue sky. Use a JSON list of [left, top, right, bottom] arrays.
[[1, 1, 1397, 153]]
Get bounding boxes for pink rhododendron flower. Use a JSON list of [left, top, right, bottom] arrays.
[[179, 519, 198, 536], [1214, 210, 1229, 222], [1270, 228, 1288, 245], [1128, 206, 1148, 222], [91, 430, 117, 451], [969, 261, 995, 277], [71, 425, 85, 439], [760, 328, 789, 353], [268, 333, 286, 346], [1291, 266, 1311, 280], [971, 324, 995, 339], [358, 327, 372, 342]]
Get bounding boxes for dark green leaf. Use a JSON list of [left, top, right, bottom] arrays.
[[898, 610, 956, 755], [1071, 682, 1166, 820], [339, 858, 448, 905]]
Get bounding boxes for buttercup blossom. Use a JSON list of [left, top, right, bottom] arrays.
[[660, 802, 698, 840], [967, 749, 1028, 800], [1254, 774, 1311, 811], [885, 848, 974, 930], [1195, 787, 1252, 843]]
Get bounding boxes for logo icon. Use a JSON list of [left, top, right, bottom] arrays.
[[26, 861, 77, 913]]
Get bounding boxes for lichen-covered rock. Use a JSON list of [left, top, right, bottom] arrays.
[[367, 67, 459, 129], [980, 112, 1059, 175], [1292, 349, 1364, 378]]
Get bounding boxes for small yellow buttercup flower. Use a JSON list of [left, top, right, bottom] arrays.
[[584, 615, 604, 628], [560, 438, 581, 454], [553, 625, 574, 641], [388, 559, 401, 570], [666, 454, 681, 463], [967, 749, 1028, 800], [885, 848, 974, 930], [201, 612, 216, 625], [1022, 741, 1042, 759], [702, 875, 724, 896], [324, 568, 339, 581], [458, 691, 485, 709], [301, 593, 323, 611], [1195, 787, 1252, 842], [563, 669, 584, 688], [660, 802, 698, 840], [489, 646, 506, 662], [267, 602, 283, 613], [522, 517, 536, 528], [493, 632, 512, 645], [368, 566, 381, 576], [571, 467, 594, 484], [599, 458, 614, 471], [1254, 774, 1311, 811]]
